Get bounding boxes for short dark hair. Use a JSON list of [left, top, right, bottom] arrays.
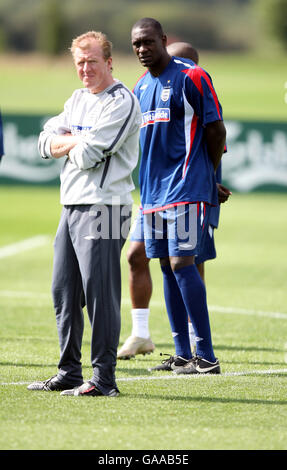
[[131, 18, 164, 37]]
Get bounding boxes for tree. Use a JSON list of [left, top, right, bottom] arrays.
[[262, 0, 287, 49], [37, 0, 69, 55]]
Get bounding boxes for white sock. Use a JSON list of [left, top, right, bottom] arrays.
[[131, 308, 150, 339], [188, 321, 196, 349]]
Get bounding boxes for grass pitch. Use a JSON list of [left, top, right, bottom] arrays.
[[0, 186, 286, 450]]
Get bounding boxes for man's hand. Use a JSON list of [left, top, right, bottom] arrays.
[[217, 183, 232, 203]]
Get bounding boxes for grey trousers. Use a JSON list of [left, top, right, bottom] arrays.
[[51, 204, 131, 395]]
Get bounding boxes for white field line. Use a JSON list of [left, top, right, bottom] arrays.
[[1, 368, 287, 387], [209, 305, 287, 320], [0, 237, 285, 321], [0, 290, 51, 299], [1, 290, 287, 321], [132, 300, 287, 320], [0, 235, 51, 259]]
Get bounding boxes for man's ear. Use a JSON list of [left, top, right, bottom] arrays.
[[107, 56, 113, 72]]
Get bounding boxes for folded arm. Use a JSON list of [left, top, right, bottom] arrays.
[[50, 133, 80, 159]]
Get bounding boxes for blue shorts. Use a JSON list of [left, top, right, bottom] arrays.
[[130, 206, 216, 263], [142, 203, 211, 259], [195, 224, 216, 264]]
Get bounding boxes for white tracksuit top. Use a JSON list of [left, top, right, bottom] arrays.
[[38, 81, 141, 205]]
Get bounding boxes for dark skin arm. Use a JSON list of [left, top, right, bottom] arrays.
[[204, 120, 226, 171], [204, 120, 231, 202]]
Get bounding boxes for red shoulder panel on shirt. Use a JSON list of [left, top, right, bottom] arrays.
[[182, 66, 222, 119]]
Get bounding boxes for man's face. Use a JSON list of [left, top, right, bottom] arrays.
[[74, 39, 112, 93], [131, 26, 166, 69]]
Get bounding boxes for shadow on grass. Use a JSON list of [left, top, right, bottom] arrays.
[[128, 342, 286, 353], [118, 392, 287, 406], [0, 336, 92, 347], [223, 360, 286, 366], [6, 338, 282, 353], [215, 344, 285, 353], [0, 361, 91, 370], [116, 367, 151, 376]]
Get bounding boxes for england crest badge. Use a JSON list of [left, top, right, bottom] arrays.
[[161, 86, 171, 102]]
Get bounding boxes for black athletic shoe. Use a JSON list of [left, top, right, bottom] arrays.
[[60, 381, 119, 397], [173, 356, 221, 375], [148, 353, 189, 372], [27, 375, 82, 391]]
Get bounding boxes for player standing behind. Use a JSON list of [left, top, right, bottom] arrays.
[[117, 40, 231, 363], [127, 18, 226, 375], [27, 31, 141, 397]]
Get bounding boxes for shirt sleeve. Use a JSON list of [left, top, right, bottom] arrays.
[[184, 66, 223, 126], [68, 88, 138, 171]]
